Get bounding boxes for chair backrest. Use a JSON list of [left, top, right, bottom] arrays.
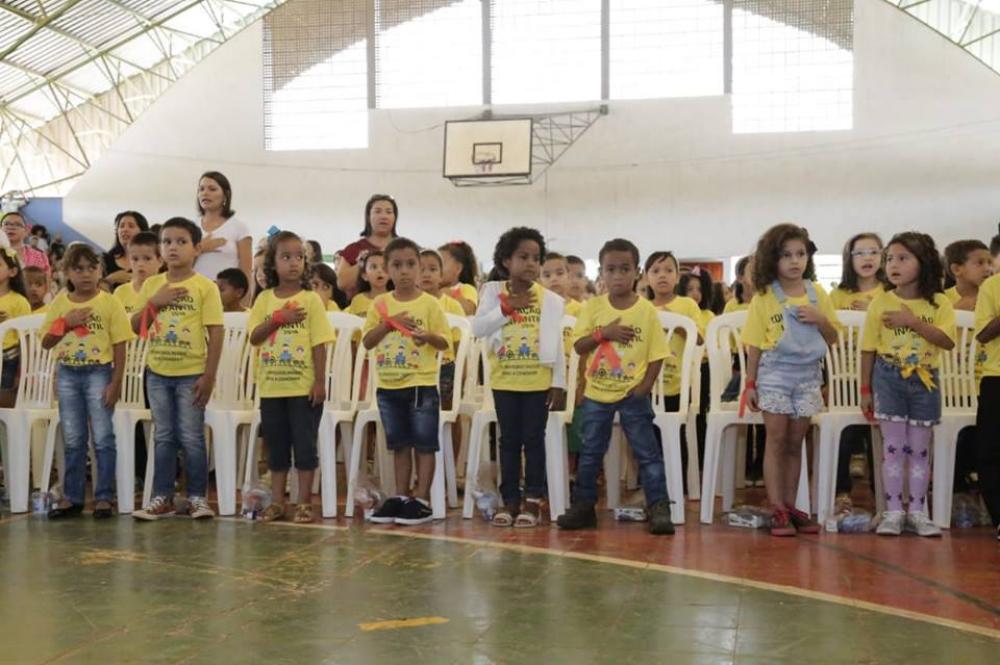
[[704, 311, 748, 412], [688, 345, 705, 414], [0, 314, 56, 409], [442, 315, 472, 416], [324, 312, 364, 410], [211, 312, 253, 408], [940, 310, 978, 412], [654, 311, 698, 416], [119, 335, 151, 409], [561, 315, 580, 419], [825, 310, 866, 412]]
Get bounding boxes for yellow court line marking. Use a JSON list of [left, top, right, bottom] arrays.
[[358, 617, 450, 632]]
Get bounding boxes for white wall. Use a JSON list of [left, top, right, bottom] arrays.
[[65, 0, 1000, 269]]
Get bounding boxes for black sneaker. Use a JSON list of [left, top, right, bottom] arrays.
[[47, 503, 84, 519], [395, 498, 433, 526], [369, 496, 406, 524], [647, 499, 675, 535], [556, 501, 597, 530]]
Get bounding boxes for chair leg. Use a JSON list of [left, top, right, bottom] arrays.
[[5, 418, 30, 513], [212, 423, 238, 516], [604, 426, 622, 510], [442, 422, 458, 508], [318, 416, 338, 518], [871, 427, 885, 515], [794, 438, 811, 514], [113, 414, 135, 514], [431, 447, 447, 520], [700, 417, 723, 524], [932, 424, 956, 528], [461, 413, 488, 519], [660, 419, 686, 525], [721, 427, 738, 513], [685, 412, 701, 500], [40, 417, 61, 500], [544, 413, 569, 520], [345, 416, 375, 518]]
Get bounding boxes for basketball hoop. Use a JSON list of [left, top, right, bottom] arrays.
[[474, 159, 496, 175]]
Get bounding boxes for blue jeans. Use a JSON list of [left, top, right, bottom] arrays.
[[575, 395, 668, 506], [57, 364, 116, 505], [147, 371, 208, 498]]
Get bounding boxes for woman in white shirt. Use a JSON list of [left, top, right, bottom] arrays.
[[194, 171, 252, 292]]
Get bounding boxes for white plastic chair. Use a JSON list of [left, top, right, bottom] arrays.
[[110, 336, 151, 514], [699, 311, 811, 524], [0, 315, 59, 513], [460, 339, 498, 518], [932, 311, 977, 528], [814, 311, 878, 523], [684, 345, 705, 500]]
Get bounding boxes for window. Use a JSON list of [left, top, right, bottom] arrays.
[[264, 0, 369, 151], [732, 0, 854, 133], [376, 0, 482, 109], [610, 0, 724, 99], [491, 0, 602, 104]]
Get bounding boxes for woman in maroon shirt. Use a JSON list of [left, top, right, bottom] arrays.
[[337, 194, 398, 296]]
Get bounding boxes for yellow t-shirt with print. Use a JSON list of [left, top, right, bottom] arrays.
[[363, 292, 450, 390], [830, 285, 884, 311], [137, 273, 224, 376], [563, 298, 583, 359], [42, 291, 133, 367], [573, 295, 669, 404], [742, 283, 839, 351], [862, 290, 955, 370], [975, 274, 1000, 378], [488, 283, 553, 392], [437, 293, 465, 364], [347, 292, 374, 317], [657, 296, 703, 397], [249, 290, 335, 398], [113, 281, 143, 316], [448, 282, 478, 308], [0, 291, 31, 349], [944, 286, 961, 306]]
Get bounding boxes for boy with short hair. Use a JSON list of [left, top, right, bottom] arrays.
[[114, 231, 161, 316], [944, 240, 993, 311], [23, 266, 49, 312], [557, 239, 674, 535], [565, 255, 588, 303], [216, 267, 249, 312], [541, 252, 582, 318], [132, 218, 224, 521]]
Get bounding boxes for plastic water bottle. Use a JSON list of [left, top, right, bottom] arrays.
[[473, 490, 499, 522], [241, 484, 272, 520], [31, 490, 52, 516], [838, 512, 872, 533]]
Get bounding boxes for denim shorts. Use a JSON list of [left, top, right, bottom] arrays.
[[756, 352, 823, 418], [872, 357, 941, 427], [377, 386, 440, 453], [0, 351, 19, 391]]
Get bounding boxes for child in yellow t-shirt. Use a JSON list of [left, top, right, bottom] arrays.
[[644, 251, 703, 407], [363, 238, 450, 526], [114, 231, 161, 316], [418, 250, 465, 407], [347, 250, 388, 316], [0, 248, 32, 406], [678, 269, 716, 482], [310, 262, 347, 312], [973, 272, 1000, 534], [23, 266, 49, 313], [830, 233, 886, 311], [861, 233, 956, 538], [131, 218, 224, 522], [474, 229, 566, 527], [944, 239, 993, 312], [439, 241, 479, 315], [42, 244, 133, 518], [249, 232, 335, 524], [742, 225, 839, 536], [557, 239, 673, 536]]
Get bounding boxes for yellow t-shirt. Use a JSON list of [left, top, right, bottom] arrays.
[[723, 299, 749, 314], [137, 273, 224, 376], [862, 290, 956, 371], [437, 293, 465, 364], [975, 274, 1000, 378], [448, 283, 478, 308], [0, 291, 31, 349], [326, 300, 341, 312], [563, 298, 583, 358], [488, 283, 553, 392], [742, 283, 839, 351], [657, 296, 703, 397], [572, 295, 669, 403], [347, 292, 374, 317], [830, 285, 884, 311], [249, 290, 335, 398], [113, 281, 143, 316], [363, 292, 450, 390], [42, 291, 133, 367], [32, 304, 48, 315], [944, 286, 960, 306]]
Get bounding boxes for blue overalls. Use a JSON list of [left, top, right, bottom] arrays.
[[756, 281, 828, 418]]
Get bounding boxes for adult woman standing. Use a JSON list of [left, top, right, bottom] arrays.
[[194, 171, 252, 289], [102, 211, 150, 287], [2, 211, 48, 272], [336, 194, 398, 295]]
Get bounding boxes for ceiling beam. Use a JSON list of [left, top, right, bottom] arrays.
[[0, 0, 86, 62]]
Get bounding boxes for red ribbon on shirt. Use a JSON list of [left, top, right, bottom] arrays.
[[267, 300, 300, 344], [49, 317, 88, 338], [139, 302, 160, 340], [588, 335, 623, 376], [498, 292, 525, 323], [450, 286, 463, 300], [375, 299, 413, 337]]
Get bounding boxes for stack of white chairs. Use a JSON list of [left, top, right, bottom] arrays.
[[0, 315, 58, 513], [932, 311, 978, 528]]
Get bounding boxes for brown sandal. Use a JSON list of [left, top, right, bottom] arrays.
[[491, 506, 515, 527], [293, 504, 314, 524], [514, 498, 543, 528], [261, 503, 285, 522]]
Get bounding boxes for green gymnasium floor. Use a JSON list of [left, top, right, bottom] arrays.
[[1, 517, 996, 665]]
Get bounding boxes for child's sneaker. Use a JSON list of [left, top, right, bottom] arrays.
[[905, 511, 942, 538], [876, 510, 905, 536], [647, 499, 675, 535], [370, 497, 406, 524], [395, 498, 433, 526], [556, 501, 597, 530], [188, 497, 215, 520], [769, 507, 796, 537], [787, 507, 820, 534], [133, 496, 175, 521]]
